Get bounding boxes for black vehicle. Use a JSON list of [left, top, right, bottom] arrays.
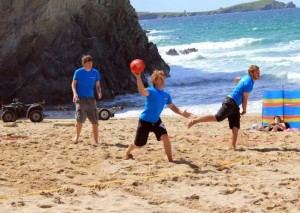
[[98, 106, 123, 120], [1, 98, 45, 123]]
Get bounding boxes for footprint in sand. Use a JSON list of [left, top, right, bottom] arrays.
[[11, 201, 25, 207], [37, 204, 53, 208], [40, 192, 54, 197], [53, 197, 65, 204], [185, 194, 200, 200], [219, 187, 241, 195]]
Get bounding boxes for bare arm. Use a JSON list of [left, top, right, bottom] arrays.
[[134, 73, 149, 97], [168, 103, 192, 118], [241, 92, 250, 115], [95, 81, 102, 99], [234, 77, 241, 85], [71, 79, 79, 102]]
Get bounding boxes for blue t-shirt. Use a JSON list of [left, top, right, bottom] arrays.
[[230, 75, 254, 106], [140, 87, 172, 123], [73, 67, 101, 98]]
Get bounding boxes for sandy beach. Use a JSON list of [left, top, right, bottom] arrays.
[[0, 114, 299, 212]]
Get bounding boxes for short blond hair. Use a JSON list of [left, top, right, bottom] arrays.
[[248, 65, 259, 75], [150, 70, 166, 86]]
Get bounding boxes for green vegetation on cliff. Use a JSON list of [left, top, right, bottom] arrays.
[[211, 0, 295, 14], [137, 0, 296, 20]]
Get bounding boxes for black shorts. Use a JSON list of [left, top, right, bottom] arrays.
[[215, 97, 240, 129], [134, 118, 168, 147]]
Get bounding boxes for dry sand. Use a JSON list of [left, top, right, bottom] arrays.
[[0, 114, 299, 212]]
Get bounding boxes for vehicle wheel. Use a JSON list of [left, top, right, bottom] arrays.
[[1, 110, 16, 122], [98, 108, 110, 120], [29, 110, 44, 122]]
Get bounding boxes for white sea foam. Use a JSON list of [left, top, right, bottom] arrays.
[[159, 38, 263, 52], [252, 56, 296, 63], [155, 38, 267, 72], [147, 29, 175, 34], [114, 100, 263, 118], [114, 109, 143, 118], [155, 37, 300, 76], [287, 72, 300, 81], [147, 35, 171, 42]]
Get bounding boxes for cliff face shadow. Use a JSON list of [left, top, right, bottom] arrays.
[[248, 148, 300, 152]]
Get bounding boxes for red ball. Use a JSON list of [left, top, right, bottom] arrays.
[[130, 59, 145, 74]]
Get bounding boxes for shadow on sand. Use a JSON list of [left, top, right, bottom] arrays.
[[173, 159, 217, 174], [248, 147, 300, 152]]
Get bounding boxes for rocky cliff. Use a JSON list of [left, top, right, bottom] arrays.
[[0, 0, 169, 104]]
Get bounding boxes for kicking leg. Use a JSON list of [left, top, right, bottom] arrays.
[[188, 115, 217, 128]]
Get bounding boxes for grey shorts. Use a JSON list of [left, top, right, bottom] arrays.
[[75, 98, 98, 125]]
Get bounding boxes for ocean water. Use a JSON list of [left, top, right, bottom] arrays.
[[102, 8, 300, 118]]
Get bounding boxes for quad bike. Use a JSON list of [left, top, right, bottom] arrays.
[[98, 106, 123, 120], [1, 98, 45, 123]]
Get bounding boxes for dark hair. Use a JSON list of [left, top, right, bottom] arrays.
[[274, 116, 282, 122], [81, 55, 93, 65]]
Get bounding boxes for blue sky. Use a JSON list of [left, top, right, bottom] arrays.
[[130, 0, 299, 12]]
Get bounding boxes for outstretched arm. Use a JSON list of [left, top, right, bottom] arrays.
[[234, 77, 241, 85], [241, 92, 250, 115], [133, 73, 149, 97], [168, 103, 192, 118]]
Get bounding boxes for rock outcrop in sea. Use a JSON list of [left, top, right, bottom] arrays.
[[0, 0, 169, 104]]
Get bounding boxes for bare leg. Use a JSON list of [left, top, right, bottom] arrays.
[[74, 122, 83, 143], [161, 134, 173, 162], [92, 124, 99, 144], [188, 115, 217, 128], [231, 127, 239, 150], [125, 143, 137, 159]]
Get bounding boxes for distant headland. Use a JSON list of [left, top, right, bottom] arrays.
[[137, 0, 296, 20]]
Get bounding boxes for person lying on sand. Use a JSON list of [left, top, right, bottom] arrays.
[[259, 116, 289, 132]]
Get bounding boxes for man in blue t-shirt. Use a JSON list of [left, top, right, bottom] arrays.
[[125, 70, 192, 162], [188, 65, 260, 150], [71, 55, 102, 145]]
